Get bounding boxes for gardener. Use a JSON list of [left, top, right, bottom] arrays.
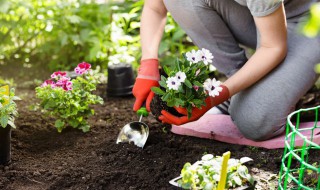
[[132, 0, 320, 141]]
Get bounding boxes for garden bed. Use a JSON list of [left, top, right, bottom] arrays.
[[0, 86, 318, 190]]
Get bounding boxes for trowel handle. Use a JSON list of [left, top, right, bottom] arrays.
[[137, 103, 149, 117]]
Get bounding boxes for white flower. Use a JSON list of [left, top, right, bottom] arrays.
[[166, 77, 181, 90], [203, 78, 223, 97], [186, 49, 201, 63], [175, 71, 186, 83], [209, 64, 216, 72], [201, 154, 214, 161], [200, 48, 214, 65]]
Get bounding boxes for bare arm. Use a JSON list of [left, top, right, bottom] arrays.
[[223, 4, 287, 96], [140, 0, 167, 60]]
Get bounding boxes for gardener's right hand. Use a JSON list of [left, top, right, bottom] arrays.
[[132, 59, 160, 112]]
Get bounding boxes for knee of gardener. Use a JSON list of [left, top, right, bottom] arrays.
[[230, 109, 286, 141]]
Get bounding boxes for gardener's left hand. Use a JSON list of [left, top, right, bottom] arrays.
[[159, 85, 230, 125]]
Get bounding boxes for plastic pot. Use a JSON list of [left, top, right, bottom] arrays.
[[107, 63, 135, 97], [0, 126, 11, 165]]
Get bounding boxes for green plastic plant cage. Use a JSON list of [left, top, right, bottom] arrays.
[[278, 106, 320, 190]]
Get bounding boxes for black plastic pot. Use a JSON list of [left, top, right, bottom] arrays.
[[0, 126, 11, 165], [107, 63, 135, 97]]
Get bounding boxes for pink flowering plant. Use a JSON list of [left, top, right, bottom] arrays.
[[35, 62, 103, 133], [151, 48, 222, 118]]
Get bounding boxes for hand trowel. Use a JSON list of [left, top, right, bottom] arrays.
[[116, 106, 149, 148]]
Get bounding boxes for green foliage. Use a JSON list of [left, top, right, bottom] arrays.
[[160, 13, 197, 68], [178, 154, 255, 189], [35, 67, 103, 133], [0, 0, 126, 71], [0, 77, 15, 87], [0, 0, 196, 74], [0, 87, 20, 128], [152, 49, 215, 118], [302, 3, 320, 38]]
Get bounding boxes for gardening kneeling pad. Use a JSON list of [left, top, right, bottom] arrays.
[[171, 114, 320, 149]]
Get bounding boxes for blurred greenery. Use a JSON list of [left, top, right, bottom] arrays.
[[0, 0, 195, 81], [302, 2, 320, 74], [302, 2, 320, 38], [2, 0, 317, 80]]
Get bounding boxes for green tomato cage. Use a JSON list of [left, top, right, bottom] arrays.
[[278, 106, 320, 190]]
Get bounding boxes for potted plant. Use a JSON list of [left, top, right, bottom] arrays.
[[170, 153, 255, 189], [35, 62, 104, 133], [150, 48, 218, 119], [0, 85, 20, 165]]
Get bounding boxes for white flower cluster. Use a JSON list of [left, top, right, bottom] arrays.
[[186, 48, 214, 65], [166, 49, 221, 97], [178, 154, 253, 189], [166, 71, 186, 90]]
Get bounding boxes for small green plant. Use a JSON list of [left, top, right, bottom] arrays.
[[0, 86, 20, 128], [178, 154, 255, 189], [0, 77, 16, 87], [35, 62, 104, 133], [151, 48, 218, 118]]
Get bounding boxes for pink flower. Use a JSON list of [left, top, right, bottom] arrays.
[[41, 80, 56, 88], [66, 81, 73, 91], [193, 85, 199, 91], [74, 62, 91, 75], [51, 71, 67, 79], [78, 62, 91, 70]]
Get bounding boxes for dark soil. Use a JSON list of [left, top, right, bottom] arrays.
[[150, 94, 184, 122], [0, 85, 319, 190]]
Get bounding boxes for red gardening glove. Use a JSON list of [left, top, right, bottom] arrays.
[[159, 85, 230, 125], [132, 59, 160, 112]]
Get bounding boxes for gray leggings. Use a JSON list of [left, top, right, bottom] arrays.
[[163, 0, 320, 140]]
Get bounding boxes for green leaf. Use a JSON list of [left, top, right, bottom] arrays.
[[162, 93, 170, 101], [151, 87, 165, 95], [192, 99, 203, 106], [55, 120, 65, 133], [186, 87, 192, 98], [174, 98, 185, 107], [184, 79, 192, 88], [163, 66, 170, 76], [193, 81, 203, 87], [159, 81, 167, 88], [0, 115, 9, 128], [233, 175, 242, 186], [66, 15, 83, 24], [160, 75, 167, 82], [89, 44, 100, 60], [80, 124, 90, 132], [172, 29, 185, 41]]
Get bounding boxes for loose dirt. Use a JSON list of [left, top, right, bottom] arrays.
[[0, 86, 318, 190]]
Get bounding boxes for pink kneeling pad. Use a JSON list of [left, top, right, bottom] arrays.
[[171, 114, 320, 149]]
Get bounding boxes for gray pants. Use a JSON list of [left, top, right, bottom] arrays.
[[163, 0, 320, 140]]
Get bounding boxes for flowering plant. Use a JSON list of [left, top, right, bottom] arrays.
[[177, 154, 255, 189], [0, 86, 20, 129], [35, 62, 104, 133], [151, 48, 222, 118]]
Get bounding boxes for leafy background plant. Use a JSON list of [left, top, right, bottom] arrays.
[[35, 69, 104, 133], [177, 154, 254, 189], [0, 0, 196, 82], [0, 87, 20, 128]]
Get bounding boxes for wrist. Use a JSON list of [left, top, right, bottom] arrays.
[[140, 59, 159, 67], [138, 59, 160, 80]]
